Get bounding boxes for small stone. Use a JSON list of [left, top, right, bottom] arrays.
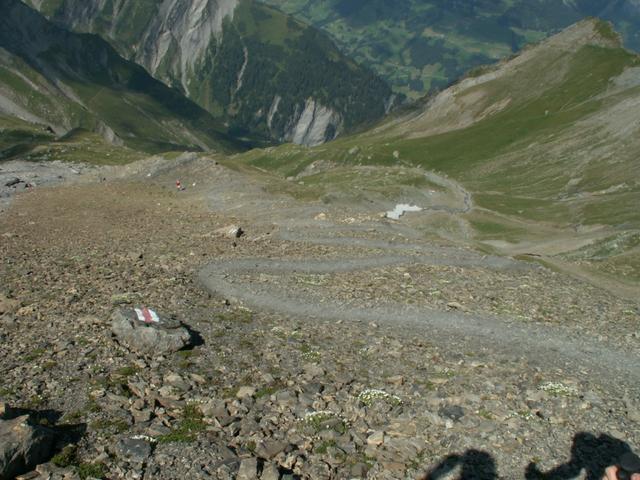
[[236, 387, 256, 399], [350, 463, 369, 478], [116, 437, 153, 463], [386, 375, 405, 386], [237, 457, 258, 480], [190, 373, 207, 385], [199, 399, 227, 419], [132, 409, 152, 424], [303, 364, 325, 378], [256, 440, 288, 460], [447, 302, 465, 311], [111, 293, 138, 305], [624, 395, 640, 423], [164, 373, 190, 391], [439, 405, 465, 422], [367, 431, 385, 446], [261, 463, 280, 480]]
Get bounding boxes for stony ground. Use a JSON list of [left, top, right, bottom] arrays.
[[1, 157, 639, 480]]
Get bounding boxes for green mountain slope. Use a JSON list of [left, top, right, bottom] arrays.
[[28, 0, 393, 145], [0, 0, 241, 156], [260, 0, 640, 98], [234, 20, 640, 281]]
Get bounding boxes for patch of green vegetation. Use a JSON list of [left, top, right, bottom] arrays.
[[42, 360, 58, 371], [594, 19, 620, 44], [77, 462, 107, 480], [220, 386, 240, 399], [315, 439, 337, 455], [255, 385, 281, 399], [114, 365, 139, 377], [157, 404, 207, 443], [215, 309, 254, 324], [90, 418, 129, 433], [52, 445, 79, 468], [23, 348, 46, 362], [297, 343, 322, 363], [51, 445, 107, 478], [469, 217, 528, 240], [477, 409, 494, 420], [303, 411, 348, 434], [0, 387, 16, 397], [176, 349, 200, 369]]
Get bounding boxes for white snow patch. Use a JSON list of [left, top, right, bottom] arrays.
[[385, 204, 423, 220]]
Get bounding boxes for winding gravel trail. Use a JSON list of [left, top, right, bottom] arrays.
[[199, 253, 640, 395], [197, 161, 640, 397]]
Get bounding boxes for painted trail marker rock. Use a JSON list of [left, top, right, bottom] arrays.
[[111, 308, 192, 356]]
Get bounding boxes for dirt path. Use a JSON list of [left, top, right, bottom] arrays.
[[199, 251, 640, 397]]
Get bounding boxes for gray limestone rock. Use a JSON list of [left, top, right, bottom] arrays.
[[116, 437, 153, 463], [0, 415, 54, 480], [110, 308, 192, 356], [237, 457, 258, 480]]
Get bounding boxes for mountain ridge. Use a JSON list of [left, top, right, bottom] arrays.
[[260, 0, 640, 98], [29, 0, 394, 145], [234, 18, 640, 283], [0, 0, 243, 155]]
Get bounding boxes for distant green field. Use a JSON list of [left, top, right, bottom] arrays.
[[261, 0, 640, 98]]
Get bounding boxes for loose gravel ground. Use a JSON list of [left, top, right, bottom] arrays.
[[1, 157, 639, 479]]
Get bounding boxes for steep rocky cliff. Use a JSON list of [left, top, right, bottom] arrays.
[[0, 0, 240, 154], [30, 0, 392, 145]]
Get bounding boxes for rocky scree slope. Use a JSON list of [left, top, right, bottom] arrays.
[[0, 0, 241, 156], [0, 159, 639, 479], [261, 0, 640, 98], [29, 0, 393, 146]]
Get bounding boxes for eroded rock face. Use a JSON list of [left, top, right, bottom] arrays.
[[284, 98, 343, 147], [0, 415, 54, 480], [111, 308, 192, 356], [28, 0, 390, 146], [38, 0, 238, 92]]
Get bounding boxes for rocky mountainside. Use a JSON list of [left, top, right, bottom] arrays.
[[261, 0, 640, 98], [0, 148, 638, 480], [236, 19, 640, 286], [0, 0, 241, 155], [28, 0, 393, 145]]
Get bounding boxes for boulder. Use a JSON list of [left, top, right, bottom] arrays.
[[111, 308, 192, 356], [0, 415, 54, 480]]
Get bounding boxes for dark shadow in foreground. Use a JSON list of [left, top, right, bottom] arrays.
[[526, 433, 637, 480], [425, 449, 497, 480], [422, 432, 638, 480]]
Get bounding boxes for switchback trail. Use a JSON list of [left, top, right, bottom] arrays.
[[199, 252, 640, 396]]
